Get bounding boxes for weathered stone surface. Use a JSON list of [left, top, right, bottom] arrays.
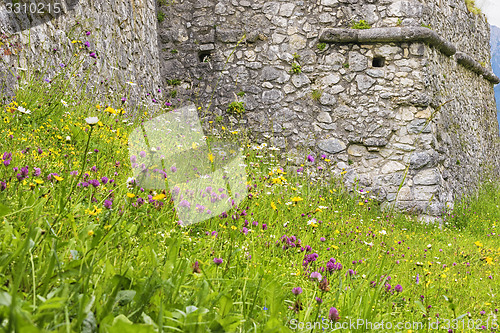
[[413, 168, 441, 185], [355, 74, 376, 92], [381, 161, 406, 174], [317, 112, 332, 123], [318, 138, 347, 154]]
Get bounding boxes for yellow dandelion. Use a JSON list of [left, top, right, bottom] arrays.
[[88, 230, 94, 236], [208, 153, 214, 162], [271, 202, 277, 210], [152, 193, 165, 200], [126, 192, 135, 198]]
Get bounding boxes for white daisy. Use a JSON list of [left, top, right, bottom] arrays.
[[18, 106, 31, 114], [85, 117, 99, 125]]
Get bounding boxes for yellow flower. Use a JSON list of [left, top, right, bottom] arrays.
[[231, 225, 238, 230], [85, 205, 102, 216], [485, 257, 493, 265], [475, 241, 484, 247], [105, 106, 116, 114], [208, 153, 214, 162], [54, 176, 64, 181], [126, 193, 135, 198], [331, 245, 339, 250], [88, 230, 94, 236], [291, 196, 303, 203], [271, 202, 277, 210], [152, 193, 165, 200], [34, 179, 44, 184], [192, 142, 198, 149]]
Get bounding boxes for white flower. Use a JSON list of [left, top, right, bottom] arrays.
[[126, 81, 137, 86], [379, 230, 387, 235], [427, 244, 432, 248], [85, 117, 99, 125], [16, 67, 28, 71], [363, 241, 374, 246], [18, 106, 31, 114], [448, 243, 452, 246], [126, 177, 136, 189], [61, 99, 68, 107], [65, 136, 71, 142]]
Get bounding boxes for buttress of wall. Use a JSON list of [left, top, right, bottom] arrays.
[[425, 46, 500, 205], [0, 0, 160, 104]]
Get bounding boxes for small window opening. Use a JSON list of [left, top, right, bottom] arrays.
[[372, 57, 385, 67], [198, 50, 212, 63]]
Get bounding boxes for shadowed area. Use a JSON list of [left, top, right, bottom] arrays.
[[1, 0, 79, 33]]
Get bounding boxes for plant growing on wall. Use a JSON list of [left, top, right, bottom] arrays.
[[351, 20, 371, 30], [464, 0, 481, 15], [290, 52, 302, 74], [227, 101, 245, 115]]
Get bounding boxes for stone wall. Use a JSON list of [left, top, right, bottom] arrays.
[[157, 0, 500, 215], [0, 0, 160, 104]]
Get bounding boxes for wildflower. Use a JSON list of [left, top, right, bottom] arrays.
[[103, 199, 113, 209], [170, 166, 177, 173], [179, 200, 191, 209], [17, 106, 31, 114], [291, 287, 303, 295], [126, 192, 135, 198], [88, 230, 94, 236], [101, 176, 109, 184], [310, 272, 322, 282], [379, 230, 387, 235], [192, 261, 201, 274], [328, 307, 340, 322], [213, 258, 223, 266], [85, 117, 99, 126], [320, 237, 326, 242], [307, 155, 315, 162], [85, 31, 91, 36], [262, 224, 267, 230], [89, 52, 97, 59], [316, 297, 323, 304], [395, 284, 403, 293]]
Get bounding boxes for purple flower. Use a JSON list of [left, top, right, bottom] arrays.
[[315, 297, 322, 304], [480, 311, 486, 315], [104, 199, 113, 209], [395, 284, 403, 293], [84, 41, 90, 48], [33, 167, 41, 176], [121, 97, 127, 103], [37, 148, 43, 155], [297, 167, 303, 173], [291, 287, 303, 296], [3, 152, 12, 160], [85, 31, 91, 36], [3, 159, 10, 167], [179, 200, 191, 209], [262, 223, 267, 230], [307, 155, 315, 163], [310, 272, 322, 282], [139, 151, 146, 158], [320, 237, 326, 242], [70, 170, 78, 176], [91, 166, 97, 172], [89, 52, 97, 59], [0, 181, 6, 191], [170, 166, 177, 173], [241, 227, 249, 235], [213, 258, 223, 266], [416, 274, 420, 284], [89, 179, 100, 188], [101, 176, 109, 184], [328, 307, 340, 322]]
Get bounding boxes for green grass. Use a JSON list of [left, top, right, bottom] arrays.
[[0, 27, 499, 333]]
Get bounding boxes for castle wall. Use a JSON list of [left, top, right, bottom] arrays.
[[158, 0, 500, 215], [0, 0, 160, 104]]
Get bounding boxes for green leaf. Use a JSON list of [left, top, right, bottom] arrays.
[[105, 314, 156, 333], [219, 295, 233, 318], [414, 300, 426, 314], [0, 202, 11, 218]]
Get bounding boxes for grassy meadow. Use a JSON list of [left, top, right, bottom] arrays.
[[1, 27, 500, 333]]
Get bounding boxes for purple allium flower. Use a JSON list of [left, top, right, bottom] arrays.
[[130, 155, 137, 163], [310, 272, 322, 282], [89, 179, 100, 188], [101, 176, 109, 184], [395, 284, 403, 293], [213, 258, 223, 266], [104, 199, 113, 209], [291, 287, 303, 296], [320, 237, 326, 242], [328, 307, 340, 322]]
